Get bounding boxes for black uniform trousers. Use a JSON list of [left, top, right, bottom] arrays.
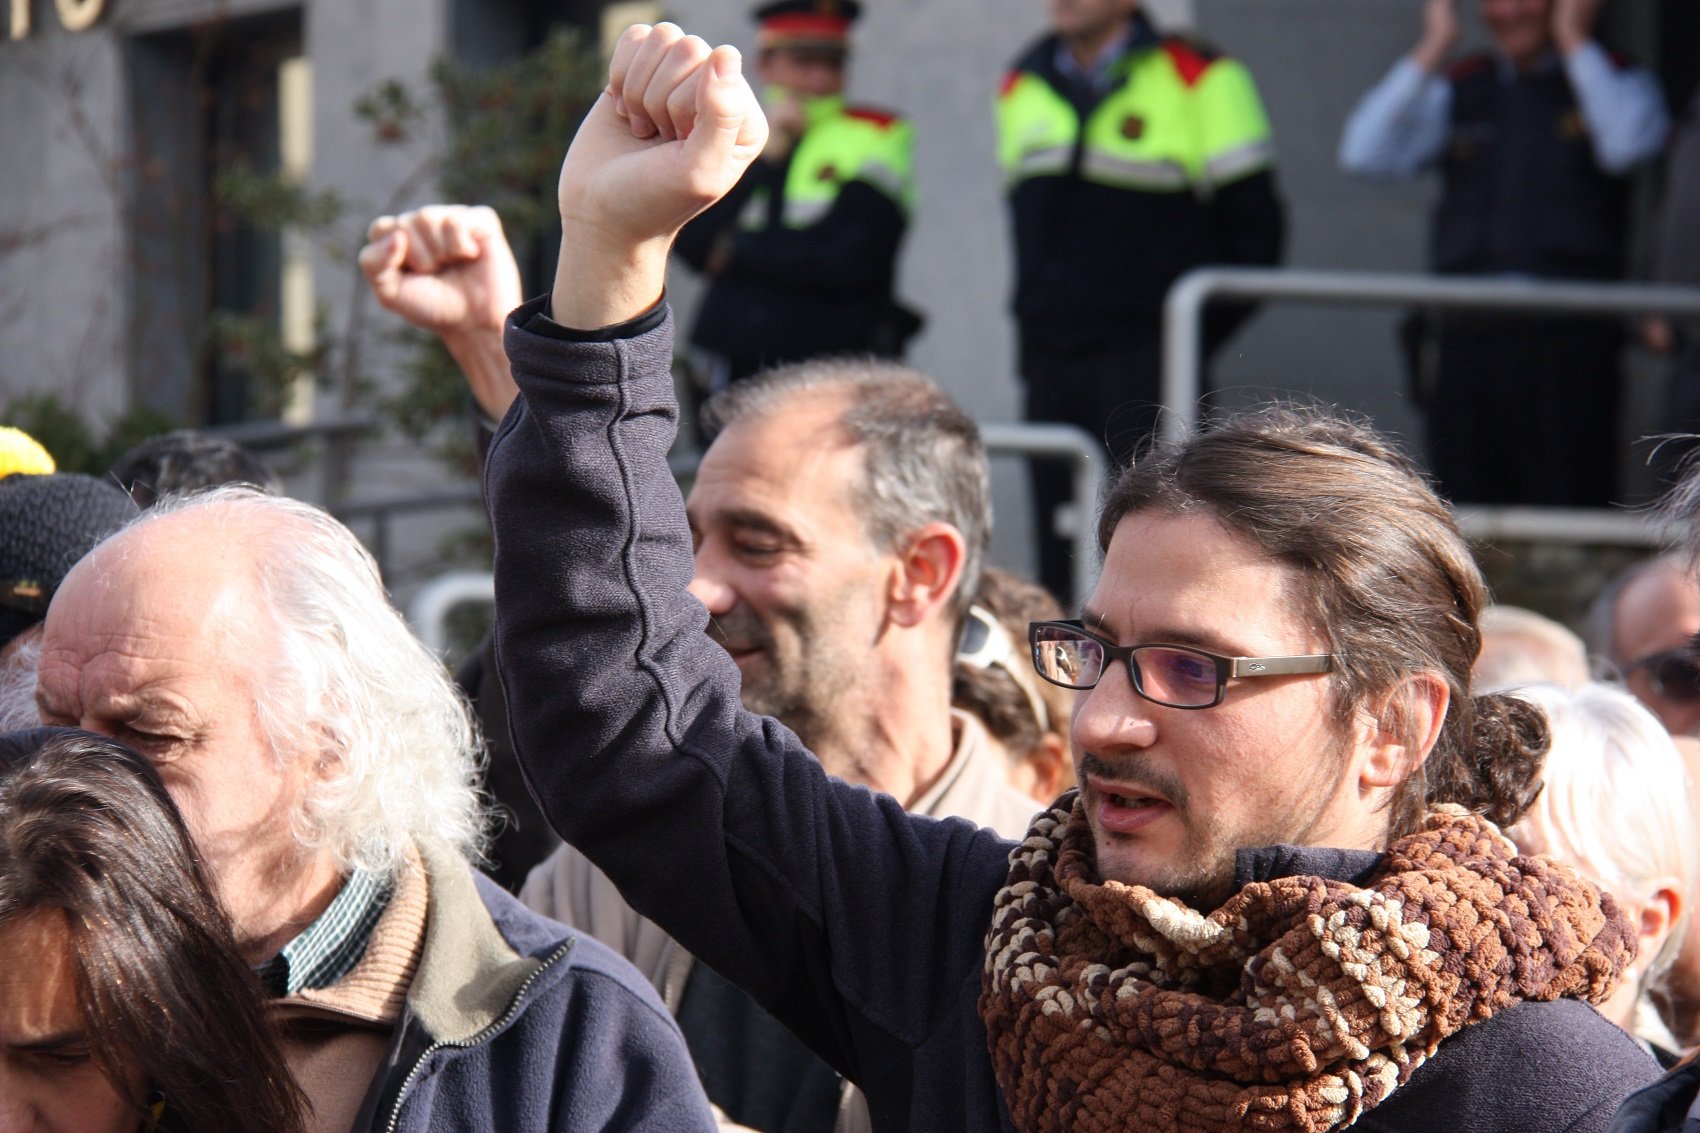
[[1425, 313, 1622, 508], [1021, 335, 1163, 605]]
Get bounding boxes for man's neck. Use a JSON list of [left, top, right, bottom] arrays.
[[1062, 16, 1134, 72], [240, 852, 347, 967], [803, 647, 957, 809]]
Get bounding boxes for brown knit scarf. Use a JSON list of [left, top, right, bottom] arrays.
[[979, 796, 1635, 1133]]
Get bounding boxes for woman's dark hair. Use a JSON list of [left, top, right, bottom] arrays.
[[1096, 406, 1546, 837], [0, 727, 308, 1133]]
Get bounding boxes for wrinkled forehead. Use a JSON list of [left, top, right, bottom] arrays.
[[1092, 509, 1322, 650], [44, 514, 265, 656], [692, 395, 872, 530]]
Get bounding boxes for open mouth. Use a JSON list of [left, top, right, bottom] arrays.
[[1090, 776, 1174, 833]]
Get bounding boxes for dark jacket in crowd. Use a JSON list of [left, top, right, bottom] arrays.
[[1433, 53, 1631, 280], [483, 297, 1657, 1133], [1609, 1059, 1700, 1133], [999, 13, 1285, 359], [365, 843, 715, 1132]]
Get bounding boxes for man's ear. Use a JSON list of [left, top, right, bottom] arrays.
[[1358, 671, 1450, 791], [886, 522, 967, 629], [307, 722, 346, 784], [1638, 882, 1683, 975]]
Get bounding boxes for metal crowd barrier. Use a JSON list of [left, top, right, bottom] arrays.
[[1159, 268, 1700, 544], [410, 570, 496, 658]]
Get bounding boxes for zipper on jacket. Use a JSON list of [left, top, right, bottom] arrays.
[[382, 937, 578, 1132]]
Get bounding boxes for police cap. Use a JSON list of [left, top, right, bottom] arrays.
[[753, 0, 861, 53]]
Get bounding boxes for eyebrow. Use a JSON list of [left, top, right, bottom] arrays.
[[1077, 605, 1233, 654], [13, 1031, 86, 1053], [712, 507, 803, 545]]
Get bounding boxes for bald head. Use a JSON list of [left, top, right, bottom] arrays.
[[39, 500, 326, 960]]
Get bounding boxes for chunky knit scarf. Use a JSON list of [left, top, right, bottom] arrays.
[[979, 796, 1635, 1133]]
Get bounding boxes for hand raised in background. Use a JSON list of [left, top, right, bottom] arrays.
[[359, 204, 523, 419], [1551, 0, 1607, 56], [1412, 0, 1460, 74]]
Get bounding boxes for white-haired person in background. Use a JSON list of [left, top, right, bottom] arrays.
[[1474, 604, 1592, 693], [33, 486, 715, 1133], [1508, 682, 1696, 1064]]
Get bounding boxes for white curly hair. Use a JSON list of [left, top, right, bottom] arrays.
[[135, 486, 487, 877]]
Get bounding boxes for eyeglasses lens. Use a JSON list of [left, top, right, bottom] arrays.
[[1136, 647, 1221, 708], [1652, 654, 1700, 702], [1033, 626, 1100, 689]]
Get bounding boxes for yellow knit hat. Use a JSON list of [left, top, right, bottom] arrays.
[[0, 427, 55, 478]]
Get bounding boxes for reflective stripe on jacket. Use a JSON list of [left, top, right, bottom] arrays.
[[738, 94, 915, 230], [996, 39, 1273, 195]]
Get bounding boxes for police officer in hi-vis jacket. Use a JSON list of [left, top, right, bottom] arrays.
[[675, 0, 919, 391], [997, 0, 1285, 603]]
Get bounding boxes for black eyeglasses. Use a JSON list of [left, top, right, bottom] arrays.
[[1626, 648, 1700, 703], [1028, 619, 1336, 710]]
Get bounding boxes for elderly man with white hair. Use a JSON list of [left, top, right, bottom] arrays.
[[33, 487, 715, 1133], [1507, 682, 1696, 1062]]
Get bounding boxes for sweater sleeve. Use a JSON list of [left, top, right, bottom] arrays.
[[1564, 41, 1670, 175], [1339, 56, 1452, 177], [483, 299, 1011, 1084]]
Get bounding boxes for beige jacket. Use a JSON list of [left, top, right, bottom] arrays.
[[519, 710, 1038, 1133]]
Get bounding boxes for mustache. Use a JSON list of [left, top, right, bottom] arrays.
[[1078, 753, 1190, 811], [705, 607, 770, 654]]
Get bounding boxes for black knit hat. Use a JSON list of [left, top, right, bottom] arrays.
[[0, 473, 138, 647]]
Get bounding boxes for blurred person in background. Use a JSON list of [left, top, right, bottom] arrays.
[[673, 0, 920, 391], [1587, 556, 1700, 736], [1645, 75, 1700, 478], [108, 429, 280, 509], [1473, 603, 1591, 692], [0, 426, 56, 478], [998, 0, 1285, 602], [1506, 683, 1695, 1063], [1340, 0, 1667, 507], [0, 472, 137, 729], [951, 566, 1075, 804], [0, 726, 307, 1133]]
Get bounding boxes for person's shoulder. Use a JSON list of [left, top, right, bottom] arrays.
[[1158, 33, 1249, 85], [476, 871, 677, 1021], [477, 869, 572, 946], [1360, 999, 1658, 1132], [1003, 34, 1057, 87], [1611, 1057, 1700, 1133], [843, 104, 908, 130]]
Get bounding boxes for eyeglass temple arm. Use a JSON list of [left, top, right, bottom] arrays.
[[1228, 655, 1335, 677]]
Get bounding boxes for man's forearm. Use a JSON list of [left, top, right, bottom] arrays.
[[443, 326, 520, 421]]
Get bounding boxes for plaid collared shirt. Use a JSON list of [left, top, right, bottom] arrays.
[[256, 868, 393, 997]]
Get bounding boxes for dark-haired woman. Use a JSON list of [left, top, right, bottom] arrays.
[[0, 727, 306, 1133]]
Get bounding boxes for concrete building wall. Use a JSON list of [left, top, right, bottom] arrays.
[[1, 1, 1677, 590], [0, 14, 129, 421]]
